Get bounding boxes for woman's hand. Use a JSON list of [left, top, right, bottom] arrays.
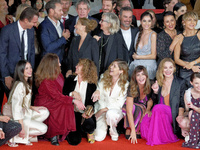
[[19, 128, 25, 139], [0, 130, 5, 139], [152, 80, 159, 94], [187, 102, 195, 109], [192, 66, 200, 72], [91, 90, 100, 102], [82, 112, 93, 119], [132, 53, 139, 59], [72, 91, 82, 101], [184, 62, 194, 70], [0, 116, 10, 123], [95, 108, 108, 119], [129, 130, 137, 144], [74, 99, 85, 110], [30, 106, 47, 113], [145, 110, 152, 117], [66, 70, 72, 78], [93, 35, 101, 41]]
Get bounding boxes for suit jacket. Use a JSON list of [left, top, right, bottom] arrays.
[[153, 76, 187, 135], [38, 17, 67, 62], [153, 0, 164, 9], [66, 33, 99, 72], [0, 21, 35, 80], [63, 75, 97, 107], [118, 26, 139, 64], [155, 11, 165, 29], [98, 32, 124, 73], [64, 14, 74, 30]]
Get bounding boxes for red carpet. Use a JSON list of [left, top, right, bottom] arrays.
[[0, 134, 193, 150]]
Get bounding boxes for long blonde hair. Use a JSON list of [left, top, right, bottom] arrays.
[[156, 58, 176, 86], [101, 59, 128, 93]]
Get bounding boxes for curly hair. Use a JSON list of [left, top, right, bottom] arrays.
[[76, 58, 98, 84], [156, 58, 176, 86], [35, 53, 61, 87], [129, 66, 151, 98], [101, 59, 128, 93], [78, 18, 97, 33], [135, 12, 153, 51]]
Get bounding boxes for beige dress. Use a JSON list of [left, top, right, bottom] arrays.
[[10, 82, 49, 144]]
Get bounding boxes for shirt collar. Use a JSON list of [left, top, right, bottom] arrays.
[[48, 16, 60, 27], [74, 76, 87, 84], [17, 21, 26, 32]]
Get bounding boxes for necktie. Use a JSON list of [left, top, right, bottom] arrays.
[[62, 18, 66, 28], [21, 30, 25, 60]]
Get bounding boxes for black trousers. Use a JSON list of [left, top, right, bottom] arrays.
[[66, 112, 96, 145], [0, 120, 22, 146]]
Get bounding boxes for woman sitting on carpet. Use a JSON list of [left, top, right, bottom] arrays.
[[9, 60, 49, 147], [140, 58, 187, 146], [63, 58, 98, 145], [34, 53, 85, 146], [123, 66, 153, 144], [92, 59, 129, 141]]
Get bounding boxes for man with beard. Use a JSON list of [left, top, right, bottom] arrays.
[[118, 7, 139, 64], [38, 0, 70, 62]]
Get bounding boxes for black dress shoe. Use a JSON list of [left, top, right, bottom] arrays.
[[50, 136, 59, 146]]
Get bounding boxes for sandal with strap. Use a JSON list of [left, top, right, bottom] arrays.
[[7, 142, 19, 147], [87, 133, 95, 144], [26, 141, 33, 146]]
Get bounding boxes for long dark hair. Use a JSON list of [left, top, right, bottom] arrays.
[[135, 12, 153, 51], [13, 60, 32, 95]]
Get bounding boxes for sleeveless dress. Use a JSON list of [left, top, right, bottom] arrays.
[[180, 30, 200, 82], [182, 94, 200, 148], [129, 31, 157, 79], [140, 94, 179, 146]]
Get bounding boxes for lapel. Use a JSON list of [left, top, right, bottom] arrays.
[[13, 22, 21, 51], [119, 29, 128, 50], [46, 18, 60, 38], [169, 76, 177, 106], [79, 34, 90, 52], [130, 27, 135, 51], [104, 34, 114, 68], [26, 29, 31, 60]]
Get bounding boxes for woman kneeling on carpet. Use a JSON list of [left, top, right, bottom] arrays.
[[34, 53, 85, 146], [92, 59, 129, 141], [140, 58, 187, 146], [123, 66, 153, 144], [9, 60, 49, 147], [63, 58, 98, 145]]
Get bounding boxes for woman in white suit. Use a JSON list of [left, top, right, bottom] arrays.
[[92, 59, 129, 141], [9, 60, 49, 147]]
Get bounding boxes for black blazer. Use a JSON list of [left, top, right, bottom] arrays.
[[64, 14, 74, 30], [66, 33, 99, 72], [152, 76, 187, 135], [63, 75, 97, 107], [98, 32, 124, 72], [118, 26, 139, 64]]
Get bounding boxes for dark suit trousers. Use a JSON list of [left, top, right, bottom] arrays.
[[0, 121, 22, 146]]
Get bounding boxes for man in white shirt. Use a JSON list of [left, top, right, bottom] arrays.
[[118, 7, 139, 64], [38, 0, 70, 62]]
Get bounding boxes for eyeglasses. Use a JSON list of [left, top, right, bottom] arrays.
[[36, 2, 43, 4], [100, 19, 109, 23]]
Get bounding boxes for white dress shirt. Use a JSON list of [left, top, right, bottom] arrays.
[[121, 28, 132, 51], [48, 16, 62, 38]]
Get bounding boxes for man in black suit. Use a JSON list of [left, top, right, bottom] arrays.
[[156, 0, 178, 29], [118, 7, 139, 65], [91, 0, 116, 35]]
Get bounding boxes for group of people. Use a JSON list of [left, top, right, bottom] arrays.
[[0, 0, 200, 149]]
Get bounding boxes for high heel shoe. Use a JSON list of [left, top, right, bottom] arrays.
[[50, 136, 59, 146], [87, 133, 95, 144], [7, 142, 18, 147]]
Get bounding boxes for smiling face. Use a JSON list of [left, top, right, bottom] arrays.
[[141, 15, 152, 30], [191, 77, 200, 92], [175, 6, 187, 19], [100, 15, 110, 32], [164, 15, 176, 31], [52, 3, 63, 20], [61, 0, 71, 15], [24, 62, 32, 81], [109, 61, 123, 78], [136, 70, 147, 85], [102, 0, 114, 13], [183, 17, 197, 30], [25, 15, 38, 29], [36, 0, 43, 10], [75, 63, 83, 75], [74, 20, 85, 34], [0, 0, 8, 15], [163, 61, 175, 78], [119, 10, 132, 29], [166, 0, 178, 11]]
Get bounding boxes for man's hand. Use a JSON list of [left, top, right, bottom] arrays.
[[62, 29, 70, 40], [5, 76, 13, 90]]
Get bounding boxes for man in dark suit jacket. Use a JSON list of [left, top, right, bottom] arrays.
[[118, 7, 139, 65], [68, 0, 98, 36], [0, 7, 38, 97], [38, 0, 70, 62], [0, 114, 22, 146]]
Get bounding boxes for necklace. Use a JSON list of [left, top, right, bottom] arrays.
[[101, 36, 110, 47]]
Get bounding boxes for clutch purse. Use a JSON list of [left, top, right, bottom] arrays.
[[3, 102, 12, 118], [85, 105, 93, 117]]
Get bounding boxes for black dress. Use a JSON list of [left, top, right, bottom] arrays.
[[180, 30, 200, 82]]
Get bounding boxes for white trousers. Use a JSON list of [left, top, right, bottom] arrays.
[[94, 109, 123, 141]]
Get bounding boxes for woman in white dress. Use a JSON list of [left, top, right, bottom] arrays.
[[92, 59, 129, 141], [9, 60, 49, 146]]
